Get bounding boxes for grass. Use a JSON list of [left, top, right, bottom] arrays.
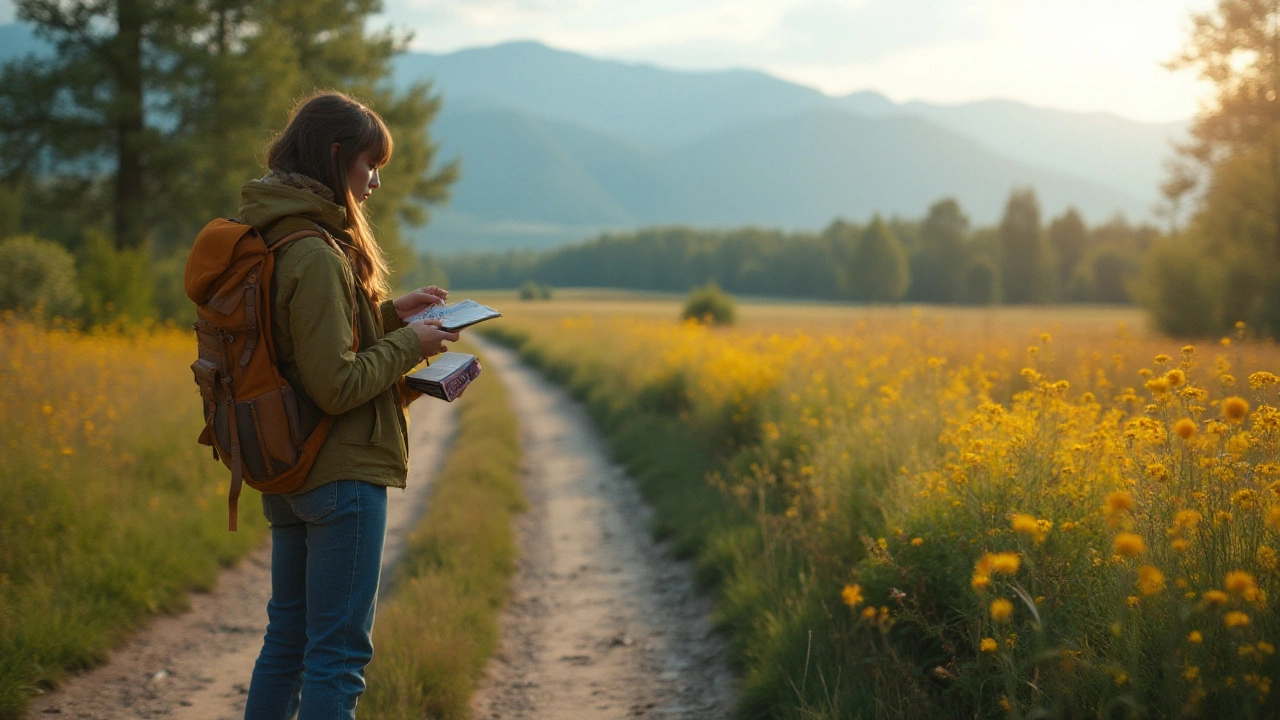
[[0, 318, 266, 719], [361, 342, 526, 719]]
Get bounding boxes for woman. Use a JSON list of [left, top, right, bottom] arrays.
[[238, 91, 458, 719]]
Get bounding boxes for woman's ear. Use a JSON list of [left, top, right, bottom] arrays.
[[331, 142, 341, 158]]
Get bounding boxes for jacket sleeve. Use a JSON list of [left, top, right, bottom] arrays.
[[380, 298, 406, 332], [285, 246, 423, 416]]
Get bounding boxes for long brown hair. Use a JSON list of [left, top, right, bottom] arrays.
[[267, 91, 394, 307]]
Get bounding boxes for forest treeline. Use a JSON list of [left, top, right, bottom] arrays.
[[443, 190, 1160, 306]]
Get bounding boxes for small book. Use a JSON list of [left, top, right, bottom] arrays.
[[406, 352, 482, 402], [405, 299, 502, 332]]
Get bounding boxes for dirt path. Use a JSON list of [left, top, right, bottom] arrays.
[[470, 339, 736, 720], [25, 398, 457, 720]]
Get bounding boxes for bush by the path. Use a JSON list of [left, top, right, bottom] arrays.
[[363, 343, 525, 717], [0, 318, 265, 719]]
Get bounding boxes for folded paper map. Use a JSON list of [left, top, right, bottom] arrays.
[[405, 352, 482, 402], [405, 299, 502, 332]]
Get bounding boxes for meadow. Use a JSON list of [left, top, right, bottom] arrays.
[[0, 317, 265, 717], [477, 290, 1280, 719]]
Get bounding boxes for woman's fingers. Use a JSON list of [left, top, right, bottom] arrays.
[[415, 289, 444, 306]]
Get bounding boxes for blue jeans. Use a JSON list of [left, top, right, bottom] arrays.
[[244, 480, 387, 720]]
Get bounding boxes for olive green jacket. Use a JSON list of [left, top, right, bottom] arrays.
[[238, 181, 423, 494]]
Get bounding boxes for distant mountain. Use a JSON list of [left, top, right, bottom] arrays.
[[667, 109, 1139, 228], [392, 41, 832, 148], [396, 40, 1188, 253], [415, 106, 1142, 254], [0, 24, 1189, 254], [840, 97, 1188, 210], [395, 40, 1187, 207]]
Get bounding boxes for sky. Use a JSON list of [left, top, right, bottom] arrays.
[[0, 0, 1213, 123], [376, 0, 1213, 124]]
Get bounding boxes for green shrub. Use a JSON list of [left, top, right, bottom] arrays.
[[1133, 240, 1221, 336], [0, 235, 82, 321], [76, 229, 155, 325], [961, 258, 999, 305], [681, 281, 736, 325], [151, 249, 194, 325], [518, 280, 553, 301]]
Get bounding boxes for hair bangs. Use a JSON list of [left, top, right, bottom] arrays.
[[357, 108, 393, 168]]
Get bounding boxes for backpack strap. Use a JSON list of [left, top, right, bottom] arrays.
[[225, 226, 360, 530]]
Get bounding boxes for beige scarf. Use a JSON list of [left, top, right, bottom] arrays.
[[259, 170, 336, 203]]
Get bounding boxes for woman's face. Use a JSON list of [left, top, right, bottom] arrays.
[[345, 148, 382, 204]]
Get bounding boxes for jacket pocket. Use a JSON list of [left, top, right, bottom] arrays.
[[338, 400, 382, 446]]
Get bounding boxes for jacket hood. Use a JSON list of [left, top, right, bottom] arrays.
[[238, 181, 348, 235]]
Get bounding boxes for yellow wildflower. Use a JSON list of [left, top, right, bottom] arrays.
[[861, 606, 877, 620], [1010, 514, 1047, 543], [841, 584, 864, 607], [990, 598, 1013, 622], [1257, 546, 1278, 573], [1167, 368, 1186, 387], [990, 552, 1021, 575], [1174, 418, 1197, 439], [1104, 491, 1134, 516], [1188, 630, 1203, 644], [1204, 590, 1229, 606], [1113, 532, 1145, 557], [980, 637, 998, 654], [1174, 510, 1203, 530], [1222, 396, 1250, 422], [1224, 611, 1251, 629], [911, 537, 923, 546], [1225, 571, 1257, 596], [1137, 565, 1165, 595], [1249, 372, 1280, 390]]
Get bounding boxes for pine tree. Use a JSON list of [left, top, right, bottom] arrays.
[[908, 198, 969, 303], [0, 0, 457, 267], [998, 188, 1047, 304], [849, 215, 909, 302], [1048, 207, 1087, 292]]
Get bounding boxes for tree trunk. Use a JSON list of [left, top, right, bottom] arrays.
[[113, 0, 145, 250]]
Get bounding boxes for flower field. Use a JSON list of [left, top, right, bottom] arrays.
[[0, 317, 263, 718], [482, 296, 1280, 719]]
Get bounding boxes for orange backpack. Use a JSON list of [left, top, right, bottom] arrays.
[[183, 219, 356, 530]]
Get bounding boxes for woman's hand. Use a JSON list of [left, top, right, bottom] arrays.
[[408, 319, 460, 358], [393, 285, 448, 321]]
